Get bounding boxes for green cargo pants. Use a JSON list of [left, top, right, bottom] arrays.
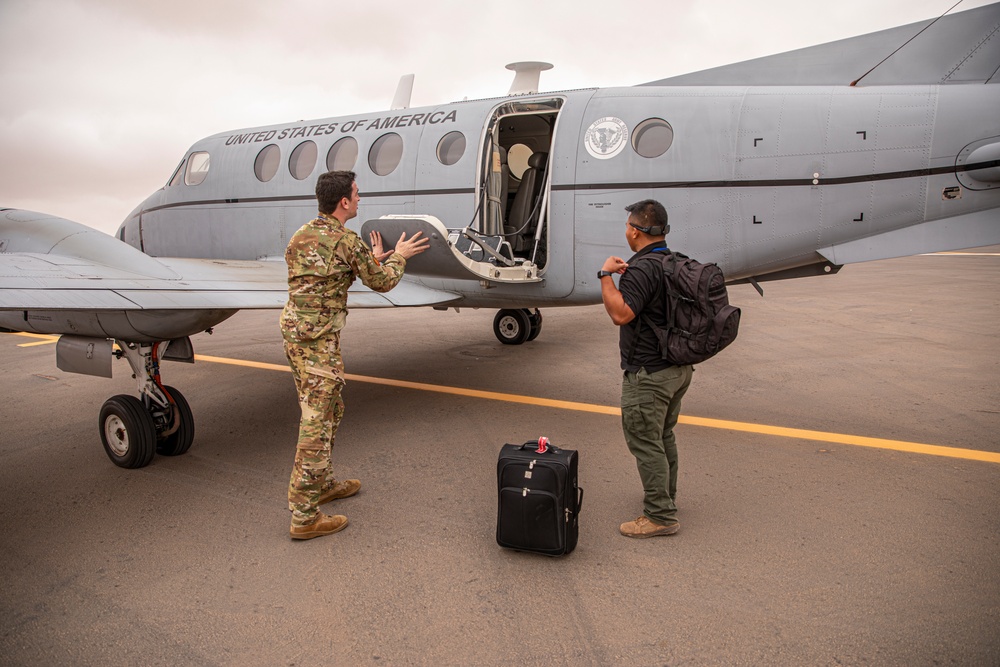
[[621, 364, 694, 525]]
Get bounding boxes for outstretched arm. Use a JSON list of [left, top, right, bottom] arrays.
[[351, 231, 431, 293]]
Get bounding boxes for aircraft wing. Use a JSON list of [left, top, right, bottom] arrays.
[[0, 208, 460, 335], [0, 253, 457, 311], [817, 209, 1000, 266], [0, 252, 288, 310]]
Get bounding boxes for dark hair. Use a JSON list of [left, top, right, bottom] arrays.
[[625, 199, 669, 236], [316, 170, 357, 214]]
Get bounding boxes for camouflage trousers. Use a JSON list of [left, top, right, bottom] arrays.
[[284, 334, 346, 526]]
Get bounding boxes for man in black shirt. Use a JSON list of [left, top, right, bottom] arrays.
[[599, 199, 693, 538]]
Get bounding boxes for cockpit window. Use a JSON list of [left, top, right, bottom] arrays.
[[184, 152, 210, 186], [289, 141, 318, 180], [168, 160, 185, 187], [632, 118, 674, 158], [254, 144, 281, 182]]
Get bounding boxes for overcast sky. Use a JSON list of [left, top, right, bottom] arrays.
[[0, 0, 992, 235]]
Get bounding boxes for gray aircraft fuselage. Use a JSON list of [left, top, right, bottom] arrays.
[[119, 83, 1000, 310]]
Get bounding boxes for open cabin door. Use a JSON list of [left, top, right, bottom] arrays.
[[361, 98, 563, 285]]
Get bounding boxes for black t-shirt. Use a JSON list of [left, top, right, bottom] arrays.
[[618, 241, 671, 373]]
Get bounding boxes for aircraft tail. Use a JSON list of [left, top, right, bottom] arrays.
[[643, 2, 1000, 87]]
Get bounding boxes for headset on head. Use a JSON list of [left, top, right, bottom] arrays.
[[628, 220, 670, 236]]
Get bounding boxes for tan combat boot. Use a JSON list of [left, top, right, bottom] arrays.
[[290, 512, 349, 540], [318, 479, 361, 505], [619, 516, 679, 538]]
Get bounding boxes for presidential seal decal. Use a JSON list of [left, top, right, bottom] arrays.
[[584, 116, 628, 159]]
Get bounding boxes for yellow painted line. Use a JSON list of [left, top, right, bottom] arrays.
[[679, 416, 1000, 464], [17, 339, 59, 347], [193, 353, 1000, 465], [921, 252, 1000, 256], [195, 354, 293, 374], [3, 332, 59, 347]]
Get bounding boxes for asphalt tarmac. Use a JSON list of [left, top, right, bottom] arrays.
[[1, 249, 998, 666]]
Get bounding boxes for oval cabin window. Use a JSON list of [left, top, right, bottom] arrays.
[[254, 144, 280, 182], [369, 133, 403, 176], [436, 132, 466, 166], [327, 137, 359, 171], [289, 141, 318, 180]]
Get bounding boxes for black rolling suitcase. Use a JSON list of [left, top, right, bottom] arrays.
[[496, 438, 583, 556]]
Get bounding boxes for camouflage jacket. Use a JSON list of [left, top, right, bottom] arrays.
[[280, 213, 407, 343]]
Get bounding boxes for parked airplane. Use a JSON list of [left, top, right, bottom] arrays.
[[2, 3, 998, 469]]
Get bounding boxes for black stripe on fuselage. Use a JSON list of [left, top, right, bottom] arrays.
[[140, 188, 476, 214], [140, 159, 999, 214], [553, 159, 1000, 191]]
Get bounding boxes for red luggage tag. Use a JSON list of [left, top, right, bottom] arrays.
[[536, 436, 549, 454]]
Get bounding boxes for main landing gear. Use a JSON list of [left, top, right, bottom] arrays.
[[98, 340, 194, 468], [493, 308, 542, 345]]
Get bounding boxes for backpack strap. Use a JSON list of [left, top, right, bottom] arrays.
[[659, 252, 680, 335], [626, 250, 670, 366]]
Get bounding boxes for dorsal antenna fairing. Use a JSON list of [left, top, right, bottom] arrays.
[[391, 74, 415, 110], [506, 62, 553, 95]]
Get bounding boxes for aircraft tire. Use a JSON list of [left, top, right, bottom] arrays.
[[494, 308, 531, 345], [156, 385, 195, 457], [525, 309, 542, 342], [99, 394, 157, 469]]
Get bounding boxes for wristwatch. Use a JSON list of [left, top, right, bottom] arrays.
[[597, 270, 615, 279]]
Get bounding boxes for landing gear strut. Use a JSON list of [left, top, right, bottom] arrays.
[[97, 340, 195, 468], [493, 308, 542, 345]]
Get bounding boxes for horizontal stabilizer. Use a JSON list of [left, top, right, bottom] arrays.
[[817, 209, 1000, 265]]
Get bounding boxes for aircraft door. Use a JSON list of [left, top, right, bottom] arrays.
[[480, 97, 566, 273], [364, 100, 544, 285]]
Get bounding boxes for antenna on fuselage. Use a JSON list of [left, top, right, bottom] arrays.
[[506, 62, 553, 95], [391, 74, 415, 109], [849, 0, 962, 86]]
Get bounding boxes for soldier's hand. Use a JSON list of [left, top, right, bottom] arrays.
[[369, 231, 393, 262], [394, 231, 430, 259]]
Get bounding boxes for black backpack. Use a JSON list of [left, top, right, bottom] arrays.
[[629, 250, 740, 365]]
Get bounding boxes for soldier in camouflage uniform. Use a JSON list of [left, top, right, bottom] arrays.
[[282, 170, 429, 540]]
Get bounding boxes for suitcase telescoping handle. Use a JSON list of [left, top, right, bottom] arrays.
[[519, 437, 554, 453]]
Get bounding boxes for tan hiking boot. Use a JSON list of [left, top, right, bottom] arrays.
[[290, 512, 348, 540], [619, 516, 679, 538], [318, 479, 361, 505]]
